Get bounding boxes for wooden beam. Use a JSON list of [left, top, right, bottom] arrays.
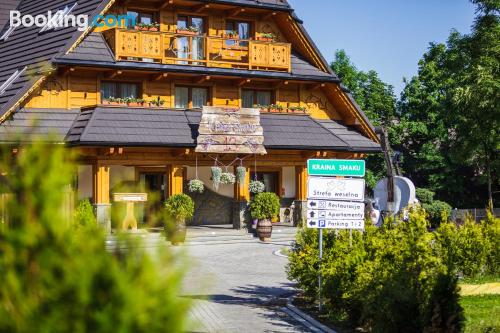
[[152, 73, 168, 81], [345, 117, 361, 126], [105, 70, 122, 79], [273, 80, 289, 89], [60, 67, 75, 76], [192, 3, 210, 13], [237, 78, 251, 87], [195, 75, 210, 84], [261, 12, 277, 21], [93, 164, 110, 204], [168, 165, 184, 196], [160, 0, 174, 9], [295, 165, 308, 201], [227, 7, 245, 17], [309, 83, 325, 91]]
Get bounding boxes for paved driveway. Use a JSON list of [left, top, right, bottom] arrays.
[[181, 240, 311, 333]]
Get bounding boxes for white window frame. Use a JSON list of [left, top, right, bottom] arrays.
[[39, 2, 78, 33], [0, 67, 27, 95]]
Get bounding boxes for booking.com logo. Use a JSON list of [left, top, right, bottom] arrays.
[[9, 10, 136, 32]]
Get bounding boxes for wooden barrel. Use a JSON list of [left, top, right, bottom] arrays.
[[257, 219, 273, 242]]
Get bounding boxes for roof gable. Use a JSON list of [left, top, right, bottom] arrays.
[[0, 0, 108, 120]]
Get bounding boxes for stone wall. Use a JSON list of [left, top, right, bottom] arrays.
[[185, 183, 234, 225]]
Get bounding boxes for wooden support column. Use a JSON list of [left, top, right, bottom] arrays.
[[234, 167, 250, 202], [93, 163, 110, 204], [168, 165, 184, 196], [295, 165, 308, 201]]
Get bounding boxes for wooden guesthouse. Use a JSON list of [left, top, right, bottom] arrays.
[[0, 0, 380, 229]]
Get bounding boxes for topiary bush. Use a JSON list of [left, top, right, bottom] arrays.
[[249, 192, 280, 220], [164, 194, 195, 223], [74, 198, 96, 228]]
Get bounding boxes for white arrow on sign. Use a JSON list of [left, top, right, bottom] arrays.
[[307, 177, 365, 202], [307, 219, 365, 230], [307, 200, 364, 211], [307, 209, 364, 220]]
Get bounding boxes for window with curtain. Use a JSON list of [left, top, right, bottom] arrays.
[[241, 89, 273, 108], [127, 10, 157, 27], [101, 82, 140, 100], [225, 20, 251, 47], [175, 86, 209, 108]]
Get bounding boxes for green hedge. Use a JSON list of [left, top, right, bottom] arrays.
[[288, 208, 499, 332]]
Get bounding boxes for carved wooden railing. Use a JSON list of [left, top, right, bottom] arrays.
[[103, 28, 292, 73]]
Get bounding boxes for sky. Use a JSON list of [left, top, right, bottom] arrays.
[[288, 0, 477, 96]]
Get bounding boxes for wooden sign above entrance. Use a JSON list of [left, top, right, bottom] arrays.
[[195, 106, 267, 154]]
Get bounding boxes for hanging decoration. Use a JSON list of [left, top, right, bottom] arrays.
[[236, 165, 246, 184], [189, 154, 205, 193], [220, 172, 236, 185], [211, 164, 222, 191], [249, 180, 265, 194]]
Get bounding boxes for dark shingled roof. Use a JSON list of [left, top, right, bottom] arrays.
[[0, 108, 79, 142], [0, 0, 107, 118], [0, 0, 22, 32], [63, 106, 380, 152], [56, 33, 337, 81]]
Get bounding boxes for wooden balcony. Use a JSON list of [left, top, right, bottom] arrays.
[[103, 28, 292, 73]]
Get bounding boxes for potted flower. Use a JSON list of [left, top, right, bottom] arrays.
[[211, 166, 222, 190], [164, 194, 195, 245], [177, 26, 199, 35], [257, 32, 275, 42], [236, 166, 246, 184], [149, 22, 160, 32], [268, 104, 283, 113], [188, 179, 204, 194], [102, 97, 116, 105], [288, 106, 308, 113], [249, 192, 280, 242], [150, 97, 166, 108], [223, 30, 239, 39], [220, 172, 236, 185], [253, 104, 269, 112], [249, 180, 265, 194]]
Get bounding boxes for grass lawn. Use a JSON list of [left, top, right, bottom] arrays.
[[461, 294, 500, 333]]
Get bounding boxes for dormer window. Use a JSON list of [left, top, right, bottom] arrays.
[[0, 67, 27, 95]]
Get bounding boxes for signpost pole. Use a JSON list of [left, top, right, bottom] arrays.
[[318, 228, 323, 312]]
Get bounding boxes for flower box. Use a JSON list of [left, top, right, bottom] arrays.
[[256, 37, 274, 42], [223, 33, 240, 40], [177, 29, 198, 36]]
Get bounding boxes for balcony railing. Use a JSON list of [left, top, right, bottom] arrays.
[[103, 28, 292, 73]]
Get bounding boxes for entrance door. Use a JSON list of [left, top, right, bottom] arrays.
[[140, 173, 167, 226]]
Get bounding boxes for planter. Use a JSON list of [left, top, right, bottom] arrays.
[[257, 218, 272, 242], [127, 102, 144, 107], [223, 34, 239, 40], [257, 37, 274, 42], [166, 219, 187, 245], [177, 29, 198, 36], [270, 108, 282, 113], [149, 27, 159, 32]]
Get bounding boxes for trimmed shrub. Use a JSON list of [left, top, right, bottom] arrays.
[[164, 194, 195, 222], [288, 208, 464, 332], [249, 192, 280, 220], [416, 187, 435, 204], [74, 199, 96, 228]]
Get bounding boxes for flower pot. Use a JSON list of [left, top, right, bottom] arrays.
[[257, 219, 272, 242], [102, 101, 111, 105], [149, 27, 159, 32], [177, 29, 197, 36], [166, 218, 187, 245], [127, 102, 140, 107], [257, 37, 274, 42]]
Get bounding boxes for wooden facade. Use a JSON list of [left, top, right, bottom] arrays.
[[1, 0, 380, 229]]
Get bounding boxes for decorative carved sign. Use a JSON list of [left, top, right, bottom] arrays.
[[196, 106, 267, 154]]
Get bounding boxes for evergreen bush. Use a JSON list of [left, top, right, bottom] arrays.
[[74, 199, 96, 228], [0, 139, 191, 332], [249, 192, 280, 220]]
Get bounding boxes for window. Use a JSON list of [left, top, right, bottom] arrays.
[[176, 16, 205, 64], [39, 3, 77, 33], [175, 86, 209, 108], [242, 89, 273, 108], [127, 10, 157, 27], [226, 20, 251, 47], [100, 81, 141, 100], [0, 67, 26, 95], [250, 171, 280, 196]]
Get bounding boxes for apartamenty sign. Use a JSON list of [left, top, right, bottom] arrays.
[[196, 106, 267, 154], [307, 159, 365, 177]]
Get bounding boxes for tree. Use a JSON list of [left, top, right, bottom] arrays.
[[331, 50, 398, 191]]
